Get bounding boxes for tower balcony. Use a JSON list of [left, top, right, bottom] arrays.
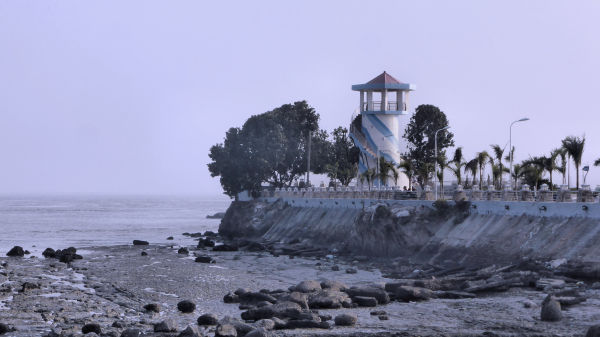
[[362, 101, 408, 114]]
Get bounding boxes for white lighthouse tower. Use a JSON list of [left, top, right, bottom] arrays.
[[349, 71, 415, 188]]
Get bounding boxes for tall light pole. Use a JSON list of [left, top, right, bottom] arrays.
[[509, 118, 529, 189], [434, 126, 450, 200]]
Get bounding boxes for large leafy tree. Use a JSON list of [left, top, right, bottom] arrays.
[[403, 104, 454, 187], [208, 101, 329, 198], [326, 127, 360, 186]]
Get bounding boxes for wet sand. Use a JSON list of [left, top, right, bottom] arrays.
[[0, 242, 599, 336]]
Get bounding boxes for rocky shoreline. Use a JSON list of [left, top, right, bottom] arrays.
[[0, 232, 599, 336]]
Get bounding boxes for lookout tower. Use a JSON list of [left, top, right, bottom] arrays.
[[349, 71, 415, 188]]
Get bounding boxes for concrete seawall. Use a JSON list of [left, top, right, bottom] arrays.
[[220, 197, 600, 266]]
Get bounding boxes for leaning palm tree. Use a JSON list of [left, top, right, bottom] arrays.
[[490, 144, 505, 186], [449, 147, 465, 186], [562, 135, 586, 189], [398, 159, 415, 190], [476, 151, 489, 189], [545, 149, 561, 189], [556, 148, 567, 185], [465, 158, 478, 188]]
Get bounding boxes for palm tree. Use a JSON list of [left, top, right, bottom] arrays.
[[465, 158, 478, 188], [522, 157, 545, 188], [490, 144, 505, 186], [360, 169, 376, 190], [449, 147, 465, 186], [511, 163, 524, 188], [377, 157, 397, 187], [545, 149, 561, 189], [436, 153, 448, 195], [398, 159, 415, 190], [476, 151, 489, 189], [556, 148, 567, 185], [562, 135, 586, 189], [594, 158, 600, 167]]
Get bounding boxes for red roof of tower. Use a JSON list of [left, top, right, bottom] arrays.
[[367, 71, 403, 85]]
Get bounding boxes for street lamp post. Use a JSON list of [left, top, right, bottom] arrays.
[[509, 118, 530, 189], [434, 126, 450, 200]]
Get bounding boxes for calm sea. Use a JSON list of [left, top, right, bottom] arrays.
[[0, 195, 231, 256]]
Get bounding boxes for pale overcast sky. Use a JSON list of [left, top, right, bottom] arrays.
[[1, 1, 600, 195]]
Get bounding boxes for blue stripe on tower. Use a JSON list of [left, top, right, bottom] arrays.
[[365, 114, 401, 148], [361, 126, 397, 164]]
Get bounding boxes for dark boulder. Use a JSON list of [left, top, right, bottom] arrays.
[[213, 244, 238, 252], [112, 321, 125, 328], [178, 325, 202, 337], [541, 295, 562, 322], [42, 248, 56, 258], [345, 286, 389, 304], [200, 238, 215, 247], [308, 290, 351, 309], [177, 300, 196, 313], [154, 319, 178, 332], [21, 282, 39, 292], [223, 292, 240, 303], [143, 303, 160, 313], [245, 328, 274, 337], [197, 313, 219, 325], [178, 247, 189, 255], [195, 255, 214, 263], [254, 319, 275, 330], [370, 310, 387, 315], [331, 265, 340, 271], [291, 280, 322, 293], [393, 286, 434, 302], [82, 323, 102, 334], [167, 236, 174, 240], [284, 320, 330, 329], [378, 315, 389, 320], [334, 313, 358, 326], [204, 230, 218, 237], [219, 317, 253, 336], [239, 291, 277, 304], [278, 292, 308, 309], [215, 324, 237, 337], [320, 280, 347, 291], [346, 268, 357, 274], [132, 240, 149, 246], [6, 246, 24, 257], [141, 251, 148, 256], [353, 296, 378, 307], [241, 301, 302, 321], [0, 323, 12, 334], [586, 325, 600, 337]]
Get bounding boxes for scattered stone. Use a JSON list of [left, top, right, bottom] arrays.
[[144, 303, 160, 313], [21, 282, 39, 292], [215, 324, 238, 337], [319, 314, 332, 321], [178, 247, 189, 255], [132, 240, 149, 246], [320, 280, 347, 291], [279, 292, 308, 309], [541, 295, 563, 322], [234, 288, 249, 295], [140, 251, 148, 256], [112, 321, 125, 328], [378, 315, 389, 320], [346, 268, 357, 274], [0, 323, 12, 334], [154, 319, 178, 332], [82, 323, 102, 334], [167, 236, 174, 240], [120, 328, 141, 337], [239, 291, 277, 304], [353, 296, 378, 307], [177, 300, 196, 313], [370, 310, 387, 316], [334, 313, 358, 326], [434, 290, 476, 299], [42, 248, 56, 258], [204, 230, 218, 237], [223, 292, 240, 303], [199, 238, 216, 248], [255, 319, 275, 330], [241, 301, 302, 320], [178, 325, 202, 337], [6, 246, 24, 257], [219, 317, 254, 336], [392, 285, 434, 302], [346, 286, 390, 304], [331, 265, 340, 271], [523, 300, 537, 308], [283, 320, 330, 329], [195, 255, 214, 263], [245, 328, 272, 337], [308, 289, 352, 309], [197, 313, 219, 325], [586, 324, 600, 337], [292, 280, 322, 293]]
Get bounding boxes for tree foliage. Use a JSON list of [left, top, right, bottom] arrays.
[[326, 127, 360, 186], [403, 104, 454, 186]]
